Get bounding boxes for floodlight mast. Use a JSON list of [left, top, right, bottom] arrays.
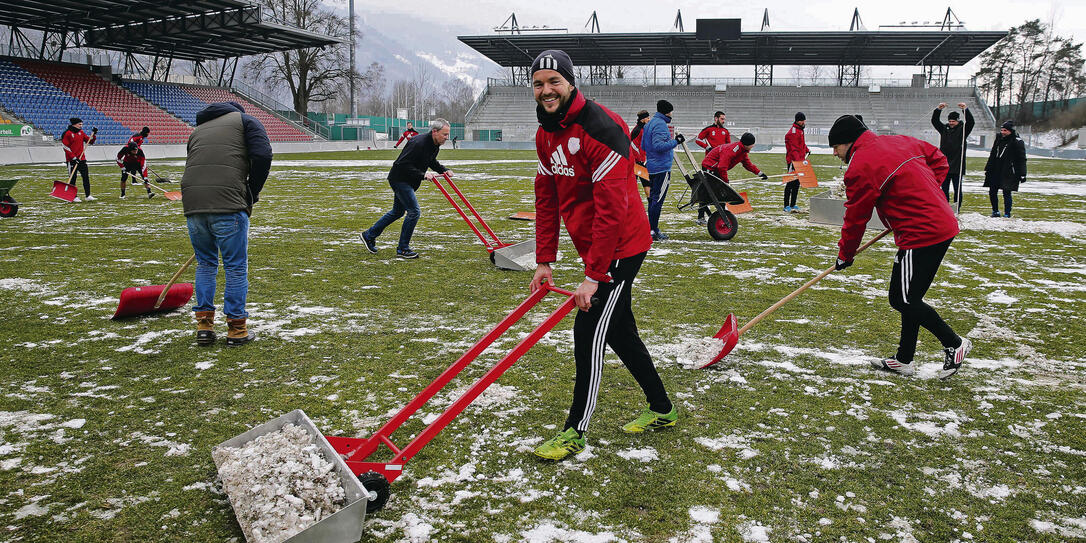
[[349, 0, 356, 119]]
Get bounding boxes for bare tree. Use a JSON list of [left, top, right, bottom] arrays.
[[243, 0, 351, 116]]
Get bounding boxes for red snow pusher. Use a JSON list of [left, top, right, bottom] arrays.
[[112, 255, 195, 319], [323, 282, 579, 512], [431, 172, 536, 271]]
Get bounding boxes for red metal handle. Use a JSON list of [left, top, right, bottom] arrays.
[[431, 176, 496, 251], [441, 172, 504, 246]]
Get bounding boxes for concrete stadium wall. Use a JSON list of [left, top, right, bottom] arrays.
[[0, 141, 371, 165]]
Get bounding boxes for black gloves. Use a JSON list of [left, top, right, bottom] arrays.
[[91, 127, 98, 133], [675, 134, 685, 144], [759, 173, 769, 180], [835, 258, 853, 271], [1019, 176, 1026, 183]]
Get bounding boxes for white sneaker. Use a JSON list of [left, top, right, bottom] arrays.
[[119, 194, 126, 199], [85, 195, 97, 201], [939, 337, 971, 380], [870, 356, 915, 376], [72, 197, 81, 203]]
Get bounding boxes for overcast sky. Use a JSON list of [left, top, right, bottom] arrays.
[[337, 1, 1085, 81]]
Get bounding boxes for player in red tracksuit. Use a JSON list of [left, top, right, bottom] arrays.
[[694, 111, 730, 150], [128, 126, 151, 148], [116, 143, 155, 199], [527, 50, 674, 462], [783, 112, 810, 212], [629, 110, 650, 192], [701, 133, 767, 183], [393, 123, 419, 148], [61, 117, 97, 201], [828, 114, 971, 380]]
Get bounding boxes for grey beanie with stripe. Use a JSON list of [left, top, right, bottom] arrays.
[[531, 50, 576, 86]]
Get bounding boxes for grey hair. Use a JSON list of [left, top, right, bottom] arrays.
[[430, 118, 449, 132]]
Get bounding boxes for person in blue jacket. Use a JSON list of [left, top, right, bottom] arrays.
[[640, 100, 684, 241]]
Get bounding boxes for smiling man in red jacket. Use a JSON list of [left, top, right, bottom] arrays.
[[528, 49, 675, 461], [829, 114, 971, 380]]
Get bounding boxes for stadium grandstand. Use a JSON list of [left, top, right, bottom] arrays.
[[459, 10, 1008, 148], [0, 0, 343, 148]]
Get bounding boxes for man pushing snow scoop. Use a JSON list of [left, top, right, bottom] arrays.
[[701, 115, 971, 380]]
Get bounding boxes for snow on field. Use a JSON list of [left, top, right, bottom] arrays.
[[957, 212, 1086, 237]]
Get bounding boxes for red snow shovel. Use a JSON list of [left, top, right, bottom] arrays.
[[112, 255, 195, 319], [50, 151, 85, 202], [700, 228, 891, 368]]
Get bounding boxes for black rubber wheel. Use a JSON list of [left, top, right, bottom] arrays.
[[0, 196, 16, 218], [358, 471, 390, 513], [707, 210, 738, 241], [489, 251, 496, 265]]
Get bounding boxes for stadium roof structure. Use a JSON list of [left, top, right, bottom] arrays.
[[459, 30, 1007, 68], [0, 0, 345, 62]]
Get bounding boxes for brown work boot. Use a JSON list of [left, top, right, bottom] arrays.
[[226, 317, 255, 347], [195, 311, 216, 346]]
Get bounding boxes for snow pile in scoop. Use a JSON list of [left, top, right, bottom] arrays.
[[213, 424, 346, 543], [672, 337, 725, 368]]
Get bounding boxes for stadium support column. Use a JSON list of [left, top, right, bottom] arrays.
[[349, 0, 357, 119], [753, 34, 773, 86], [511, 65, 530, 86], [837, 64, 859, 87], [671, 62, 690, 86]]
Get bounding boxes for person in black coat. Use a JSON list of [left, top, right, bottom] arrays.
[[931, 102, 975, 211], [983, 120, 1027, 218], [359, 119, 452, 259]]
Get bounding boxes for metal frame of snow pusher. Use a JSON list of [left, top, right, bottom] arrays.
[[431, 172, 535, 271], [324, 283, 577, 512]]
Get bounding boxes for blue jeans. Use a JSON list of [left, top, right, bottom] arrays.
[[187, 211, 249, 319], [366, 182, 420, 251], [647, 171, 670, 234]]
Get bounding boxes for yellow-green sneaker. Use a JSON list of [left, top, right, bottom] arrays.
[[532, 427, 585, 461], [622, 405, 678, 433]]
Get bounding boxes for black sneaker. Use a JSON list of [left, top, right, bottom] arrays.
[[359, 232, 378, 254], [990, 211, 1001, 217], [939, 337, 971, 380], [147, 192, 155, 199], [396, 249, 419, 259]]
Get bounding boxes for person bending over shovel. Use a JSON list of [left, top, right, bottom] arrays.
[[116, 143, 155, 199], [828, 114, 971, 380], [700, 133, 768, 184], [528, 49, 675, 461], [359, 119, 452, 259]]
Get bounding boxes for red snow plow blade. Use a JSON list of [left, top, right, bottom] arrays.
[[50, 181, 78, 202], [112, 255, 195, 318]]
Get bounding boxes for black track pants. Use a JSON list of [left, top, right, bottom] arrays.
[[989, 186, 1013, 215], [941, 170, 963, 211], [783, 180, 800, 208], [565, 251, 671, 434], [68, 160, 90, 196], [888, 238, 961, 363]]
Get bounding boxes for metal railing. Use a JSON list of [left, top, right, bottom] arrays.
[[486, 76, 978, 89], [230, 81, 329, 140], [464, 83, 491, 124], [0, 45, 111, 67]]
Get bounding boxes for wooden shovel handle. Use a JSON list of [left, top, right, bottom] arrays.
[[65, 150, 86, 184], [154, 254, 196, 309], [737, 228, 891, 336]]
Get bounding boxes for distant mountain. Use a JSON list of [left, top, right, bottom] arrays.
[[351, 11, 504, 90]]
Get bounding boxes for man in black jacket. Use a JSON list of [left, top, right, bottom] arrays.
[[931, 102, 975, 211], [984, 120, 1027, 218], [181, 101, 272, 346], [360, 119, 452, 259]]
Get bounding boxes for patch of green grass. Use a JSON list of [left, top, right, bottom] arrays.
[[0, 150, 1083, 542]]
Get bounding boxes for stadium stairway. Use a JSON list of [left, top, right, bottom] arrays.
[[15, 59, 193, 145]]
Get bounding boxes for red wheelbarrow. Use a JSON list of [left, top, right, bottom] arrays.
[[431, 172, 536, 271]]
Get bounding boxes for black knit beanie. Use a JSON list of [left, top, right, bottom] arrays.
[[636, 110, 650, 121], [828, 115, 867, 146], [1002, 120, 1015, 130], [948, 111, 960, 121], [740, 132, 756, 146], [69, 117, 82, 125], [795, 112, 806, 122], [531, 50, 576, 86], [657, 100, 674, 114]]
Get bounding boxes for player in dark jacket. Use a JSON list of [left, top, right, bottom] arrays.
[[983, 120, 1027, 218], [931, 103, 975, 211], [60, 118, 97, 201], [116, 143, 154, 199], [393, 123, 419, 148], [360, 120, 452, 259], [528, 49, 674, 462], [829, 114, 971, 380]]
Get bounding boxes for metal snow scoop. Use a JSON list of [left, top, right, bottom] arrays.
[[111, 255, 195, 319], [214, 409, 371, 543], [431, 172, 535, 271], [700, 228, 891, 368]]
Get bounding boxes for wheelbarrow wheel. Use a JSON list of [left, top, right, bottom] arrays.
[[358, 471, 391, 513], [489, 251, 496, 265], [0, 195, 16, 218], [707, 210, 738, 241]]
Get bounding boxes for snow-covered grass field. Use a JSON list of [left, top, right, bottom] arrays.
[[0, 149, 1083, 542]]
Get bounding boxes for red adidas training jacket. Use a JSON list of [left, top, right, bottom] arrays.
[[838, 131, 957, 261], [534, 90, 652, 283], [785, 122, 809, 164], [695, 124, 731, 150], [701, 142, 761, 182]]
